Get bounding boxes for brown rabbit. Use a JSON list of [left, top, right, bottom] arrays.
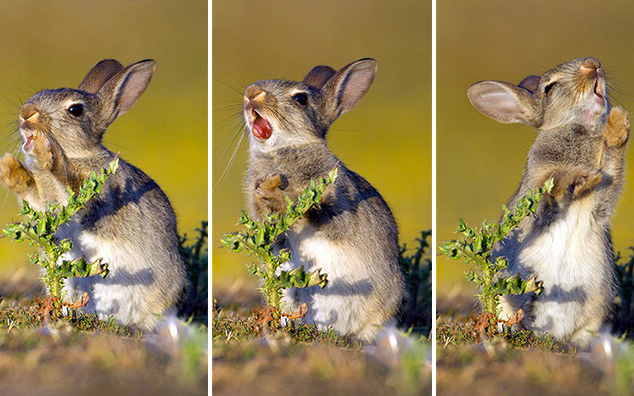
[[243, 58, 406, 342], [467, 57, 630, 347], [0, 59, 186, 331]]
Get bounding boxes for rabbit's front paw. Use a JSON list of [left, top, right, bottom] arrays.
[[569, 170, 603, 199], [0, 154, 32, 194], [605, 107, 630, 147], [256, 173, 287, 192], [550, 167, 602, 201], [254, 173, 289, 214]]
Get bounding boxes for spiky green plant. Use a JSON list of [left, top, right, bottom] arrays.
[[3, 158, 119, 301], [614, 248, 634, 335], [221, 168, 337, 323], [440, 179, 553, 319], [178, 221, 208, 324], [399, 230, 432, 335]]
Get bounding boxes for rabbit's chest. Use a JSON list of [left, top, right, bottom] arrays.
[[56, 222, 113, 264], [283, 222, 359, 278], [531, 132, 604, 168], [519, 198, 607, 288]]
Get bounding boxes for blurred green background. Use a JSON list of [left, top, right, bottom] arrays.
[[212, 0, 431, 290], [438, 0, 634, 294], [0, 1, 207, 274]]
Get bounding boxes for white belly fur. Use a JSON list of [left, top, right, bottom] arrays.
[[57, 223, 159, 330], [283, 222, 376, 337], [511, 197, 608, 339]]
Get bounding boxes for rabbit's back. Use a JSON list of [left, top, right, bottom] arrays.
[[61, 156, 185, 330]]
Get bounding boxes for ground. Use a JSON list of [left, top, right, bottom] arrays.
[[212, 282, 431, 396], [0, 269, 208, 396], [436, 287, 634, 396]]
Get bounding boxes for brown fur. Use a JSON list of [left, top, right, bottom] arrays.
[[0, 59, 185, 331], [468, 57, 630, 347], [243, 59, 405, 342]]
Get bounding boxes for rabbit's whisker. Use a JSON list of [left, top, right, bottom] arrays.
[[0, 189, 12, 219], [213, 125, 246, 191], [213, 116, 245, 158], [214, 77, 244, 97]]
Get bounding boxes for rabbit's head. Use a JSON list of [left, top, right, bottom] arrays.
[[19, 59, 155, 170], [243, 58, 377, 153], [467, 57, 609, 133]]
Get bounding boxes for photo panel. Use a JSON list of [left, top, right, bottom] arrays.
[[212, 0, 432, 394], [437, 1, 634, 393]]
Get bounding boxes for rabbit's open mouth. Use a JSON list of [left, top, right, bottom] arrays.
[[593, 71, 606, 104], [249, 109, 272, 140], [21, 132, 37, 153]]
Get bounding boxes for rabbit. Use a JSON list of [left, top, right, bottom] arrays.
[[467, 57, 630, 347], [242, 58, 406, 342], [0, 59, 186, 332]]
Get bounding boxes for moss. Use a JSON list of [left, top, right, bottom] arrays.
[[212, 300, 355, 348], [0, 302, 136, 337], [437, 316, 572, 354]]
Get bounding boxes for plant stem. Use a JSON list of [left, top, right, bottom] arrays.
[[266, 259, 280, 310], [487, 292, 496, 316], [51, 276, 60, 299]]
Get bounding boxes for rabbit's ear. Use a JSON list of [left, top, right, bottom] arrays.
[[467, 81, 539, 127], [518, 75, 541, 94], [97, 59, 156, 123], [302, 65, 336, 90], [321, 58, 378, 123], [78, 59, 125, 94]]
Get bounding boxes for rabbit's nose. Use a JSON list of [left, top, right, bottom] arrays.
[[244, 84, 266, 105], [580, 57, 601, 72], [18, 105, 40, 129]]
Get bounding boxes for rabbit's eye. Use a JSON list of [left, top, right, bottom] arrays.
[[292, 93, 308, 106], [544, 82, 557, 95], [67, 104, 84, 117]]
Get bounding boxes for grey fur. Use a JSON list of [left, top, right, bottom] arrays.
[[467, 57, 630, 347], [0, 59, 185, 331], [243, 58, 405, 342]]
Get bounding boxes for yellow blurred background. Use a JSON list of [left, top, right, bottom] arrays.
[[0, 1, 207, 274], [212, 0, 431, 290], [438, 0, 634, 294]]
